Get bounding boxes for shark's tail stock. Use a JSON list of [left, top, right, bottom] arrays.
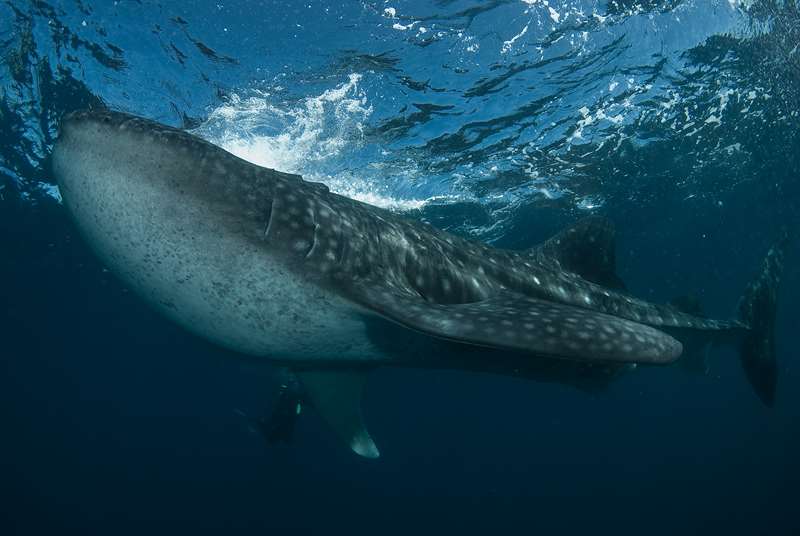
[[736, 232, 790, 407]]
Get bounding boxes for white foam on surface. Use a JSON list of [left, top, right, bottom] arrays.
[[502, 23, 529, 54], [195, 74, 441, 212]]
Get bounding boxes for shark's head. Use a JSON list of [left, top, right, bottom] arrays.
[[53, 109, 275, 242], [50, 109, 377, 369], [52, 108, 282, 301], [55, 109, 223, 201]]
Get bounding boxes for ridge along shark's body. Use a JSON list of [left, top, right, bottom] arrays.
[[52, 109, 787, 458]]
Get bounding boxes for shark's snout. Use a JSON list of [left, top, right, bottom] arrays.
[[58, 109, 117, 139], [61, 108, 95, 124]]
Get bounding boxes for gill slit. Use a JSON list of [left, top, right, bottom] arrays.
[[306, 223, 320, 259], [264, 198, 276, 238]]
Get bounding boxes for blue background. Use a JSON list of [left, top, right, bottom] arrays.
[[1, 1, 798, 534]]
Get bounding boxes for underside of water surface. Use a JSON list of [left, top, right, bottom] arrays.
[[0, 1, 799, 535]]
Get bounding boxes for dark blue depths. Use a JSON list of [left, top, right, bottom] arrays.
[[1, 1, 799, 534]]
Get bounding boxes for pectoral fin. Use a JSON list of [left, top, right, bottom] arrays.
[[296, 369, 380, 459], [347, 281, 682, 365]]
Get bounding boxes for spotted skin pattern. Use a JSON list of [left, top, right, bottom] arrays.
[[55, 110, 748, 371], [52, 110, 789, 459]]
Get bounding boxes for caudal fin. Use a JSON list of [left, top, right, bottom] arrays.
[[737, 233, 789, 407]]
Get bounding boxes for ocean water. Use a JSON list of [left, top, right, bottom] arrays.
[[1, 0, 798, 534]]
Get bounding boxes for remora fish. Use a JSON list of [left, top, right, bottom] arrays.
[[52, 109, 787, 458]]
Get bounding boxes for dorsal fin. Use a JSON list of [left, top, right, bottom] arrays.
[[531, 216, 625, 290]]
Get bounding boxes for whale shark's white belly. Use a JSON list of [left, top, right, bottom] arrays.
[[55, 145, 384, 363]]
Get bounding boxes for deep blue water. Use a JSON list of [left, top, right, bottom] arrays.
[[1, 0, 799, 534]]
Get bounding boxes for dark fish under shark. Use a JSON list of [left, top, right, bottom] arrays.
[[51, 109, 787, 458]]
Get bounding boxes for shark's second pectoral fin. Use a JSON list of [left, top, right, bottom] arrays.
[[349, 282, 682, 365], [296, 369, 380, 459]]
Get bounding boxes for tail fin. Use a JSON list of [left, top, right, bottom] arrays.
[[737, 233, 789, 407]]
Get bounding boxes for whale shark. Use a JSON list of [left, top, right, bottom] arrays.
[[52, 109, 787, 458]]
